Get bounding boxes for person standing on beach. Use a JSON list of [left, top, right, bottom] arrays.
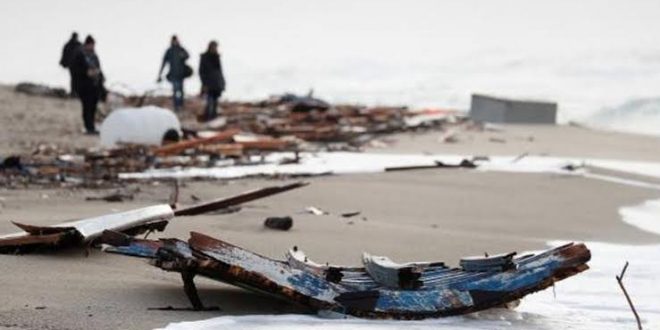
[[59, 32, 81, 97], [157, 35, 191, 112], [199, 40, 225, 121], [71, 35, 105, 134]]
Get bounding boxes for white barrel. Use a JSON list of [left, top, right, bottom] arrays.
[[100, 106, 181, 147]]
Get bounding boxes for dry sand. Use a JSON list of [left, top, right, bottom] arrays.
[[0, 86, 659, 329]]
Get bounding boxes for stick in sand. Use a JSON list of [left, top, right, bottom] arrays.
[[616, 261, 642, 330]]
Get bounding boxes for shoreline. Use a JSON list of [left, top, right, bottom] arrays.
[[1, 85, 660, 329]]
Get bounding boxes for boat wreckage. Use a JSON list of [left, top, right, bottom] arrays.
[[0, 182, 307, 253], [102, 231, 591, 319]]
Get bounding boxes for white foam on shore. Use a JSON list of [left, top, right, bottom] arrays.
[[582, 173, 660, 191], [120, 152, 577, 180], [619, 199, 660, 235], [586, 159, 660, 180], [120, 152, 660, 191], [156, 240, 660, 330], [119, 152, 470, 180]]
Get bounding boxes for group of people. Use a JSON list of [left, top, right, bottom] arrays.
[[157, 35, 226, 120], [59, 33, 225, 135], [60, 33, 105, 134]]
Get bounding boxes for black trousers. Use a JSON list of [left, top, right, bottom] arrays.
[[68, 68, 78, 97], [79, 91, 99, 133], [205, 90, 222, 120]]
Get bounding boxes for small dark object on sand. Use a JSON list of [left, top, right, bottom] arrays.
[[15, 83, 68, 99], [1, 156, 22, 170], [85, 191, 134, 202], [264, 216, 293, 231]]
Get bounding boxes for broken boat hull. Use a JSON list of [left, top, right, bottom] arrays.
[[103, 231, 591, 319]]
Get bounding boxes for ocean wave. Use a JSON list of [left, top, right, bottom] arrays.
[[583, 98, 660, 136]]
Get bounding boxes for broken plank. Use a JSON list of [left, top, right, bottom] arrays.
[[0, 205, 174, 253], [153, 128, 241, 156], [174, 182, 308, 216], [54, 204, 174, 240]]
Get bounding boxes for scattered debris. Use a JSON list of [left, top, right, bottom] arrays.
[[264, 216, 293, 231], [385, 158, 477, 172], [103, 233, 591, 319], [304, 206, 329, 216], [169, 181, 180, 206], [152, 128, 240, 157], [488, 137, 507, 144], [85, 190, 135, 202], [1, 91, 467, 188], [562, 163, 585, 172], [483, 123, 505, 132], [147, 305, 221, 312], [15, 82, 68, 99], [511, 152, 529, 163], [340, 211, 361, 218], [207, 205, 242, 215], [437, 129, 459, 143], [384, 164, 447, 172]]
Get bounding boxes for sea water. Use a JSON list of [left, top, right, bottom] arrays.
[[2, 0, 660, 134]]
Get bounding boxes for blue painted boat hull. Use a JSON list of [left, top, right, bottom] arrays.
[[102, 231, 590, 319]]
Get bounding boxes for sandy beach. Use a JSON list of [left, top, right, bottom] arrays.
[[0, 87, 659, 329]]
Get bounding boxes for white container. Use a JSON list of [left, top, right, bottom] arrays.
[[100, 106, 182, 147]]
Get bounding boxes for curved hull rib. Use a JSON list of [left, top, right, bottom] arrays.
[[102, 231, 591, 319]]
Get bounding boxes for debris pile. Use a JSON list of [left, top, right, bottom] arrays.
[[128, 92, 464, 143], [1, 91, 467, 188], [0, 131, 299, 188]]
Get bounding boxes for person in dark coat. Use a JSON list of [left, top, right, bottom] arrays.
[[59, 32, 81, 97], [157, 35, 190, 111], [71, 35, 105, 134], [198, 40, 225, 121]]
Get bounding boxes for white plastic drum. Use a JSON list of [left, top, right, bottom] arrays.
[[100, 106, 181, 147]]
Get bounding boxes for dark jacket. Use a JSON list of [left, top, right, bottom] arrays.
[[199, 52, 225, 93], [160, 45, 189, 81], [59, 38, 81, 68], [71, 49, 105, 96]]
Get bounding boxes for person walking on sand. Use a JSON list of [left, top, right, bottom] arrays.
[[199, 40, 225, 121], [71, 35, 105, 135], [59, 32, 81, 97], [157, 35, 191, 112]]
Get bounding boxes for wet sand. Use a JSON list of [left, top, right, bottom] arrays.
[[0, 86, 659, 329]]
